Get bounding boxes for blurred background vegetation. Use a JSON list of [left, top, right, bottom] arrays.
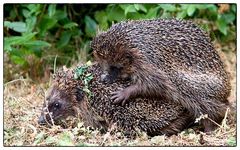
[[3, 4, 236, 82]]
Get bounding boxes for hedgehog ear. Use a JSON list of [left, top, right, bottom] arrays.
[[75, 87, 85, 102], [127, 48, 140, 63], [125, 53, 133, 64]]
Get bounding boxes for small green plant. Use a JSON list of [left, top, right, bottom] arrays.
[[227, 136, 236, 146], [74, 61, 94, 98]]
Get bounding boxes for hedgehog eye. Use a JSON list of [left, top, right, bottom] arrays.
[[110, 65, 123, 71], [53, 102, 61, 109]]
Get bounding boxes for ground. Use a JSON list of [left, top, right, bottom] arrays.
[[3, 41, 236, 146]]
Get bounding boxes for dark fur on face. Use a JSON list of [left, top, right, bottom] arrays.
[[38, 85, 84, 125], [38, 66, 108, 131]]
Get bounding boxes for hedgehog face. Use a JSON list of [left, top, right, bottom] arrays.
[[38, 86, 79, 125], [99, 52, 134, 84]]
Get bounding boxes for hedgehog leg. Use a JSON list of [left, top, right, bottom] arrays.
[[202, 119, 217, 133], [111, 85, 138, 106]]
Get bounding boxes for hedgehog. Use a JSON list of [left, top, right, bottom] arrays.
[[38, 63, 194, 137], [91, 19, 231, 132]]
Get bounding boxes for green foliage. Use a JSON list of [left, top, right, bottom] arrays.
[[93, 4, 236, 37], [57, 132, 74, 146], [74, 61, 94, 98], [4, 4, 236, 81], [227, 136, 236, 146], [84, 16, 97, 37], [33, 132, 45, 145], [4, 21, 27, 33]]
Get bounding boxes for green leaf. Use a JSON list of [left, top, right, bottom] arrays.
[[57, 31, 72, 48], [231, 4, 236, 13], [9, 48, 25, 58], [48, 4, 56, 17], [187, 5, 196, 16], [222, 13, 236, 24], [33, 132, 45, 145], [206, 4, 217, 13], [83, 87, 93, 98], [74, 65, 88, 79], [57, 132, 74, 146], [216, 16, 228, 35], [26, 16, 37, 32], [4, 21, 27, 33], [54, 10, 67, 20], [127, 12, 145, 20], [195, 4, 208, 10], [9, 9, 17, 19], [4, 43, 12, 51], [134, 4, 140, 11], [83, 88, 91, 94], [8, 47, 25, 57], [159, 4, 176, 12], [63, 22, 78, 29], [95, 10, 107, 23], [38, 16, 57, 35], [179, 4, 189, 10], [4, 32, 37, 51], [85, 73, 93, 82], [107, 6, 125, 22], [146, 6, 161, 19], [227, 137, 236, 146], [161, 11, 172, 18], [10, 55, 27, 65], [71, 28, 83, 37], [84, 16, 97, 37], [23, 40, 51, 47], [25, 4, 41, 15], [86, 61, 92, 66], [124, 5, 137, 15], [176, 11, 187, 19], [22, 9, 31, 18], [134, 4, 147, 13], [94, 10, 108, 30], [45, 136, 56, 145]]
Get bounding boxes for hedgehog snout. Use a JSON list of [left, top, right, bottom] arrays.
[[38, 113, 47, 125], [100, 73, 114, 84]]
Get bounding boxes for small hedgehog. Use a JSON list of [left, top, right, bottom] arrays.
[[38, 63, 194, 136], [91, 19, 231, 132]]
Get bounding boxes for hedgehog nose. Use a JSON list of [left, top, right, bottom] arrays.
[[38, 115, 46, 125], [101, 74, 115, 84], [100, 74, 109, 83]]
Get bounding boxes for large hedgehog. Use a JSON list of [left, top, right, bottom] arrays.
[[38, 63, 194, 136], [91, 19, 231, 132]]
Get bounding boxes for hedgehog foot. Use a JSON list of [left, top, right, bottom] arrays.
[[202, 119, 217, 134], [111, 88, 130, 106]]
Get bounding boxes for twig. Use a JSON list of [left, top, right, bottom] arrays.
[[27, 123, 38, 136], [217, 107, 230, 135], [207, 117, 222, 128], [43, 91, 55, 126], [53, 55, 58, 74], [100, 132, 110, 146], [221, 107, 230, 128], [4, 78, 32, 87]]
